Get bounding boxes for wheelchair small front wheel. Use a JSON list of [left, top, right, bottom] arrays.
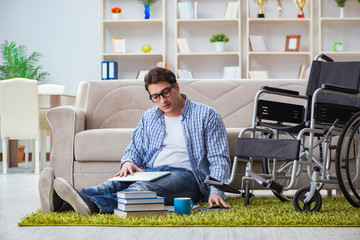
[[293, 186, 322, 212]]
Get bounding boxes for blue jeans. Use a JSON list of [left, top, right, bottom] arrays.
[[70, 166, 205, 213]]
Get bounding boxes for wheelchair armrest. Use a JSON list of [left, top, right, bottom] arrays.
[[260, 86, 299, 96], [321, 84, 359, 95]]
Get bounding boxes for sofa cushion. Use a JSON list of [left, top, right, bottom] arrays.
[[74, 128, 133, 161]]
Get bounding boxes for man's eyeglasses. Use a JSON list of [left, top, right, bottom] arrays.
[[149, 84, 175, 103]]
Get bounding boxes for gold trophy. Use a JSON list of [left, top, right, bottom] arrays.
[[254, 0, 268, 18], [294, 0, 306, 18]]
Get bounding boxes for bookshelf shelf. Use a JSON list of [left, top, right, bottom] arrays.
[[177, 18, 240, 23], [175, 0, 241, 79], [318, 0, 360, 59], [103, 53, 164, 57], [100, 0, 166, 79], [102, 19, 164, 24], [246, 0, 313, 79], [249, 52, 312, 56], [177, 52, 240, 56]]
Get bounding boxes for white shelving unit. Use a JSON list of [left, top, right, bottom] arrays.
[[174, 0, 241, 79], [99, 0, 166, 79], [318, 0, 360, 61], [246, 0, 313, 79]]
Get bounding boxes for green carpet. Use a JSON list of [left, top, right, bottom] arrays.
[[19, 197, 360, 227]]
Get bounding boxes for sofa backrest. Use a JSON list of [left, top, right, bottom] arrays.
[[85, 79, 308, 129]]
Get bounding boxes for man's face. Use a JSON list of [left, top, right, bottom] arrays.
[[148, 81, 184, 117]]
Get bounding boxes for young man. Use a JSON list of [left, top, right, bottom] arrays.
[[39, 67, 231, 215]]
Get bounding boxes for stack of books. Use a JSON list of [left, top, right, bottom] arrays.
[[114, 190, 167, 218]]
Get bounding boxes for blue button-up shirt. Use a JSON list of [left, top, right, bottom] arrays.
[[121, 95, 231, 198]]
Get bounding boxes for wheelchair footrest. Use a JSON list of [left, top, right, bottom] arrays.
[[247, 170, 283, 195]]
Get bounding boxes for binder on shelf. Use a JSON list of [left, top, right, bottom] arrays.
[[249, 70, 269, 79], [101, 61, 109, 80], [249, 35, 267, 52], [298, 64, 306, 79], [108, 61, 118, 79], [222, 66, 240, 79], [136, 70, 149, 80], [101, 61, 118, 80], [177, 38, 191, 53], [224, 2, 239, 19]]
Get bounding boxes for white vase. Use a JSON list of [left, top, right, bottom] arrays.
[[339, 7, 344, 18], [214, 42, 225, 52], [112, 13, 120, 20]]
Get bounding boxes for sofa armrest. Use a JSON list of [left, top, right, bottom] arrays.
[[47, 106, 85, 185]]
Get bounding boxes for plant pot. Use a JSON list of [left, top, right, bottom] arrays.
[[18, 145, 25, 163], [214, 42, 225, 52], [339, 7, 344, 18], [112, 13, 121, 20]]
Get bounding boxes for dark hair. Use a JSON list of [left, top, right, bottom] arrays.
[[144, 67, 177, 92]]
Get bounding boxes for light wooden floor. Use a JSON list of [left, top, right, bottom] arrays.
[[1, 162, 360, 240]]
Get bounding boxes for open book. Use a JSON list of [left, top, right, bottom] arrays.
[[109, 171, 171, 182]]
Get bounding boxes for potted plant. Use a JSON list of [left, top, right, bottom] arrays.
[[335, 0, 347, 18], [210, 33, 230, 52], [134, 0, 158, 19], [0, 40, 49, 81], [111, 7, 122, 20]]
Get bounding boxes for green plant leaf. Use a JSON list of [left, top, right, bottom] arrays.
[[334, 0, 347, 7], [0, 40, 49, 81], [210, 34, 230, 43], [134, 0, 158, 6]]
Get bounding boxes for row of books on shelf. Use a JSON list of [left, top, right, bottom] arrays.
[[177, 1, 197, 19], [177, 1, 239, 20], [248, 64, 310, 79], [178, 69, 193, 79], [101, 61, 118, 80]]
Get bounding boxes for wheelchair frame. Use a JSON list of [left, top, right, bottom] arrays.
[[224, 54, 360, 212]]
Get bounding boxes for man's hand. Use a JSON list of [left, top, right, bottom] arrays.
[[208, 193, 231, 208], [115, 161, 144, 177]]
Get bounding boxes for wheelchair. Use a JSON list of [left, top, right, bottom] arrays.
[[206, 54, 360, 212]]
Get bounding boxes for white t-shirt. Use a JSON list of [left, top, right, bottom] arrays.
[[153, 115, 192, 171]]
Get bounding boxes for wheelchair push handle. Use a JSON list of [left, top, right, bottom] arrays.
[[314, 53, 334, 62]]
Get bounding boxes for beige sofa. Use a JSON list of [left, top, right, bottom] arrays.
[[47, 79, 307, 190]]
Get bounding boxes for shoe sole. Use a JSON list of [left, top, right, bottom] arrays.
[[38, 168, 55, 213], [54, 178, 91, 215]]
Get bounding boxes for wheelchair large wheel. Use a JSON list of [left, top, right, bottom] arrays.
[[293, 186, 322, 212], [336, 112, 360, 208]]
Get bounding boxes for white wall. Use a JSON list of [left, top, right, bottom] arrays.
[[0, 0, 99, 94]]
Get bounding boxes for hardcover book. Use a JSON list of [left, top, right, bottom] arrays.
[[114, 208, 168, 218], [117, 190, 157, 199], [117, 196, 165, 204], [117, 202, 165, 212]]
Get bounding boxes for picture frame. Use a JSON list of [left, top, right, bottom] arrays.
[[285, 35, 300, 52], [112, 38, 126, 53]]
